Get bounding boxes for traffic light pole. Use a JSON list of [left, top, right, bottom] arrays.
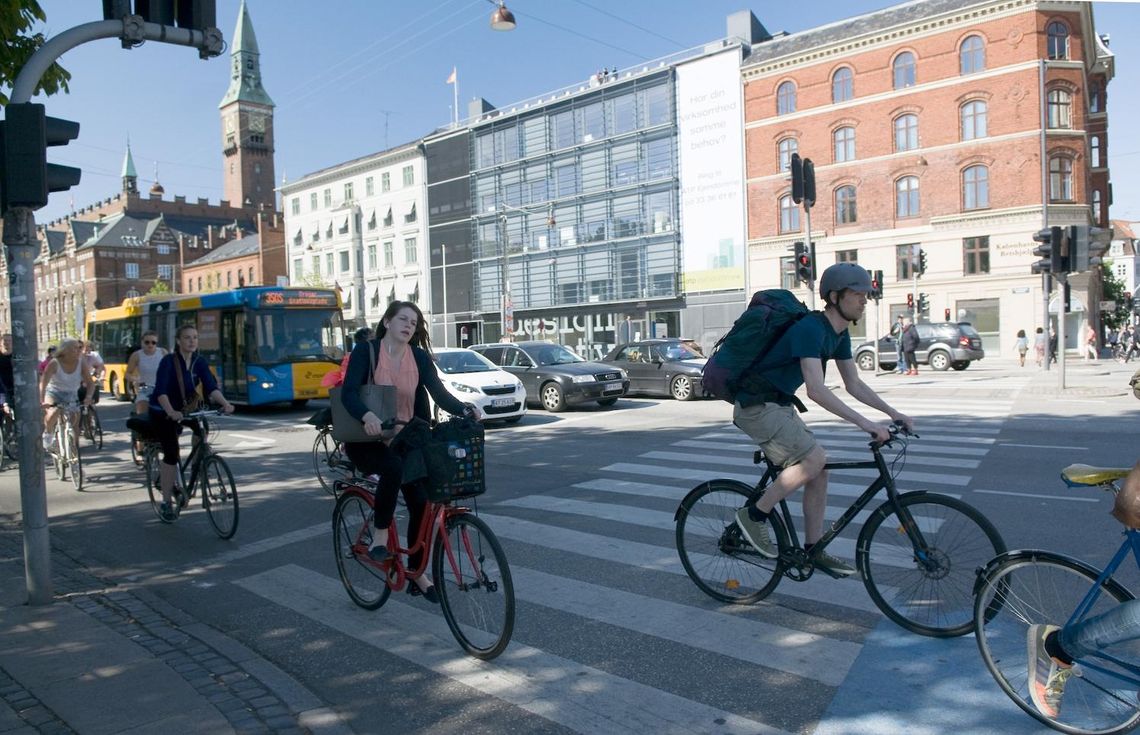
[[804, 206, 815, 310], [1042, 273, 1051, 372]]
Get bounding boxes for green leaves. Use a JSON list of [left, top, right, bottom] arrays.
[[0, 1, 72, 107]]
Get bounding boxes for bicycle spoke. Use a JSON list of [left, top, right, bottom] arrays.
[[434, 513, 514, 659], [202, 456, 239, 539], [332, 491, 390, 610]]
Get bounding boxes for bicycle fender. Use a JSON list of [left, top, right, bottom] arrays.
[[674, 479, 753, 522], [973, 548, 1135, 600]]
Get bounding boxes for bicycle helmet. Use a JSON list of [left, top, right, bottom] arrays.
[[818, 262, 873, 301]]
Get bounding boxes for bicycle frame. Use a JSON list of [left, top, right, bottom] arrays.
[[142, 419, 210, 494]]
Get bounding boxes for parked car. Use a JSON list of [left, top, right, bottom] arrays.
[[432, 347, 526, 425], [854, 322, 985, 371], [601, 338, 707, 400], [470, 341, 629, 412]]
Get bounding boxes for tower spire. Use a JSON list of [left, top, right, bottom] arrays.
[[219, 0, 274, 109], [121, 139, 138, 195]]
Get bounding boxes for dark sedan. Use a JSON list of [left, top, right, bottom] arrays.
[[470, 341, 629, 412], [602, 338, 707, 401]]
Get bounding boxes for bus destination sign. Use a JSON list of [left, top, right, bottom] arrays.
[[259, 290, 339, 308]]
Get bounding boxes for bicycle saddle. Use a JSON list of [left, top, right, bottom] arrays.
[[1062, 463, 1131, 487]]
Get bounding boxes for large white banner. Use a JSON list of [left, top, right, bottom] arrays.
[[676, 49, 746, 292]]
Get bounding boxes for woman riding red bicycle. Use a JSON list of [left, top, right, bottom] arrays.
[[340, 300, 477, 603]]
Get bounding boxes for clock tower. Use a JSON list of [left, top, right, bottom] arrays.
[[219, 0, 276, 211]]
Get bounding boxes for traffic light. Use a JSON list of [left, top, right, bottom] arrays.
[[789, 153, 816, 208], [907, 293, 915, 311], [917, 293, 929, 313], [1, 103, 81, 211], [103, 0, 216, 29], [917, 249, 928, 276], [1069, 225, 1112, 272], [793, 241, 813, 284], [1133, 293, 1140, 314], [944, 308, 951, 321], [869, 269, 883, 301], [1030, 226, 1065, 275], [802, 158, 816, 208]]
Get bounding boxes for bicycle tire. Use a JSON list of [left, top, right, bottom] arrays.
[[52, 424, 65, 480], [675, 479, 789, 604], [88, 408, 103, 450], [202, 455, 239, 539], [332, 490, 390, 610], [144, 449, 173, 523], [433, 513, 515, 660], [67, 426, 83, 492], [313, 428, 353, 496], [130, 431, 142, 468], [0, 420, 8, 472], [974, 551, 1140, 735], [857, 491, 1005, 637]]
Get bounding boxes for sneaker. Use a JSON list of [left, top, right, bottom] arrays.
[[367, 544, 390, 563], [734, 507, 776, 559], [810, 549, 857, 578], [1028, 624, 1072, 719], [174, 488, 189, 509], [158, 502, 177, 522]]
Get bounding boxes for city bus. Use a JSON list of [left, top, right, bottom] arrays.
[[86, 287, 347, 406]]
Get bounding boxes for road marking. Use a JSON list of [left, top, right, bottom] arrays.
[[698, 430, 998, 445], [227, 432, 277, 451], [973, 488, 1099, 502], [186, 521, 329, 573], [633, 453, 972, 487], [997, 443, 1089, 450], [575, 476, 959, 503], [237, 565, 795, 735], [674, 438, 991, 458]]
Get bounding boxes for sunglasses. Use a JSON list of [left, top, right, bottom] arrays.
[[143, 340, 157, 345]]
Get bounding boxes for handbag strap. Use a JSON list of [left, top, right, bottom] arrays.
[[174, 353, 189, 404], [365, 341, 375, 386]]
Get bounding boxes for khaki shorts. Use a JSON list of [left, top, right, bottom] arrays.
[[733, 401, 817, 468]]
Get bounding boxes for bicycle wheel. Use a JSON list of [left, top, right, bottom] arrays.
[[201, 455, 239, 539], [858, 491, 1005, 637], [675, 479, 789, 604], [52, 425, 65, 480], [433, 513, 515, 660], [66, 426, 83, 492], [144, 448, 172, 523], [332, 490, 390, 610], [86, 408, 103, 450], [313, 429, 353, 496], [130, 431, 143, 468], [975, 551, 1140, 735]]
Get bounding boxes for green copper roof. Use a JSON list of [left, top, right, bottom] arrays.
[[218, 0, 274, 108], [121, 142, 137, 179]]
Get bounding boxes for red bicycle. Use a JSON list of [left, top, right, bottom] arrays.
[[331, 422, 514, 660]]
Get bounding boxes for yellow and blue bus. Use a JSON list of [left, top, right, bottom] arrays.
[[86, 287, 347, 406]]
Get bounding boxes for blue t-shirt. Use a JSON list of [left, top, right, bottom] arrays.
[[750, 312, 852, 397], [149, 352, 218, 414]]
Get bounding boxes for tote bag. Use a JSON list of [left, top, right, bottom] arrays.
[[329, 343, 396, 443]]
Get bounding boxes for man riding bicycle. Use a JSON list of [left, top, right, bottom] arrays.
[[732, 263, 915, 577]]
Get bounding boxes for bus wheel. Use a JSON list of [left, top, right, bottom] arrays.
[[291, 399, 309, 409]]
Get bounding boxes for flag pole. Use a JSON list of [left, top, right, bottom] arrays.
[[452, 67, 459, 125]]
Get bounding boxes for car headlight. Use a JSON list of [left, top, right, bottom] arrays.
[[448, 381, 480, 394], [571, 374, 594, 383], [618, 369, 628, 380]]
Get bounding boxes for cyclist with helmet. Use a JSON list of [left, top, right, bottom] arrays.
[[732, 263, 915, 577]]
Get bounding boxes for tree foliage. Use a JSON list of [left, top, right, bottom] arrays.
[[1100, 261, 1131, 330], [147, 279, 172, 295], [0, 1, 72, 106]]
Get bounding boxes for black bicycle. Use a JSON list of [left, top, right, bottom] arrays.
[[675, 422, 1006, 637]]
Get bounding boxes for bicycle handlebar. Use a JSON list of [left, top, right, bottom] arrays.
[[870, 421, 918, 449]]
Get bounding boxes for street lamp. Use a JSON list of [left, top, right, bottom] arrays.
[[497, 201, 554, 341], [489, 1, 517, 31]]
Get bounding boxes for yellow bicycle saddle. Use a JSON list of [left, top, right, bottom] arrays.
[[1062, 464, 1131, 487]]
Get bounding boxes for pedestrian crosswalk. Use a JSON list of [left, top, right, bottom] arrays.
[[234, 381, 1039, 734]]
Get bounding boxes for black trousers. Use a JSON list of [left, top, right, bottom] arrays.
[[345, 441, 429, 569]]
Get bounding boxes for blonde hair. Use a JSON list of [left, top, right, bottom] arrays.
[[58, 338, 81, 354]]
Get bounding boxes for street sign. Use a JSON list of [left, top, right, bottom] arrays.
[[1100, 300, 1116, 311]]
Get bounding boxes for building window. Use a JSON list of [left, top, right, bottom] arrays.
[[383, 241, 394, 268], [779, 256, 797, 289], [959, 35, 985, 74], [310, 192, 318, 211], [1047, 89, 1072, 129], [962, 165, 989, 210], [831, 67, 853, 103], [776, 81, 796, 115], [779, 195, 800, 233], [1091, 135, 1102, 168], [893, 51, 916, 90], [1089, 82, 1103, 113], [1049, 156, 1073, 201], [1093, 190, 1103, 224], [833, 126, 855, 163], [960, 100, 988, 140], [404, 204, 417, 224], [365, 176, 374, 196], [344, 182, 353, 202], [197, 276, 203, 290], [894, 114, 918, 152], [291, 198, 300, 215], [896, 244, 916, 280], [381, 172, 391, 192], [1047, 21, 1069, 60], [292, 258, 302, 278], [963, 236, 990, 275], [158, 264, 173, 280], [226, 271, 232, 287], [125, 263, 139, 279], [402, 165, 414, 187], [311, 255, 320, 275], [896, 176, 920, 218], [325, 253, 333, 274], [367, 244, 377, 270], [339, 250, 350, 273], [383, 208, 393, 228], [835, 185, 857, 224], [323, 189, 332, 207], [404, 237, 417, 264], [777, 137, 798, 172], [156, 243, 171, 255], [836, 249, 858, 264]]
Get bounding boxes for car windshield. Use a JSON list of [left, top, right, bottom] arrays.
[[660, 341, 705, 360], [528, 344, 584, 366], [435, 350, 497, 374]]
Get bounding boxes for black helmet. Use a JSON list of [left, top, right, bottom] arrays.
[[353, 327, 373, 344], [819, 262, 872, 301]]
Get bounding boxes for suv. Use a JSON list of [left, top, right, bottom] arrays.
[[470, 341, 629, 412], [855, 322, 985, 372]]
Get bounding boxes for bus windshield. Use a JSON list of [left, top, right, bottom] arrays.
[[249, 308, 346, 364]]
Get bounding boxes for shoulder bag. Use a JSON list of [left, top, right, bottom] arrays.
[[329, 342, 396, 443], [174, 354, 203, 413]]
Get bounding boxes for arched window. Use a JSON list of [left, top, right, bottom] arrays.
[[962, 165, 989, 210], [959, 35, 985, 74], [896, 176, 920, 218], [778, 137, 798, 172], [777, 81, 797, 115], [832, 67, 853, 103], [779, 194, 800, 233], [893, 52, 916, 89], [1047, 89, 1072, 129], [835, 186, 857, 224], [833, 126, 856, 163], [1047, 21, 1069, 60], [1048, 156, 1073, 201], [960, 100, 988, 140], [1093, 190, 1103, 224], [894, 114, 919, 152]]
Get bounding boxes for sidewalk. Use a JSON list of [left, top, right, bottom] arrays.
[[1022, 353, 1137, 397], [0, 517, 354, 735]]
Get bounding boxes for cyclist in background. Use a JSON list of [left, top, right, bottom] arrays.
[[77, 340, 105, 405], [127, 330, 167, 415], [39, 339, 94, 451], [0, 334, 13, 414]]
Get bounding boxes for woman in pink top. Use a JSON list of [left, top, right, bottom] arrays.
[[341, 302, 476, 603]]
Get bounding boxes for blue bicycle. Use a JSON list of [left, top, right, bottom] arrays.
[[974, 463, 1140, 734]]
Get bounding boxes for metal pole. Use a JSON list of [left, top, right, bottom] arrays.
[[1043, 272, 1052, 371], [1058, 275, 1067, 390], [441, 243, 449, 347], [500, 212, 510, 342], [803, 206, 815, 309]]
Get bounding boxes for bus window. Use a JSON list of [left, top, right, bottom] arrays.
[[250, 309, 342, 363]]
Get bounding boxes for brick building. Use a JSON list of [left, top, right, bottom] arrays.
[[743, 0, 1112, 356], [182, 212, 288, 294]]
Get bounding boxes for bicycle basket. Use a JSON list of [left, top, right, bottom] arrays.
[[422, 419, 485, 503]]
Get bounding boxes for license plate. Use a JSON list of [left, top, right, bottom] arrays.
[[297, 388, 318, 397], [492, 397, 513, 408], [605, 381, 623, 391]]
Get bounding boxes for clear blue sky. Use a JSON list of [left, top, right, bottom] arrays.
[[18, 0, 1140, 226]]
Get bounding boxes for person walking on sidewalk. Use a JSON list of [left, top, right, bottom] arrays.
[[1034, 327, 1047, 367], [889, 315, 908, 374], [731, 263, 915, 578], [1084, 323, 1098, 361], [1014, 329, 1029, 367], [901, 317, 920, 375]]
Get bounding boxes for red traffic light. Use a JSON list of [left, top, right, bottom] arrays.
[[907, 293, 915, 308]]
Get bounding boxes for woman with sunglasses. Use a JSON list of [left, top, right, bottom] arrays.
[[127, 331, 167, 416]]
